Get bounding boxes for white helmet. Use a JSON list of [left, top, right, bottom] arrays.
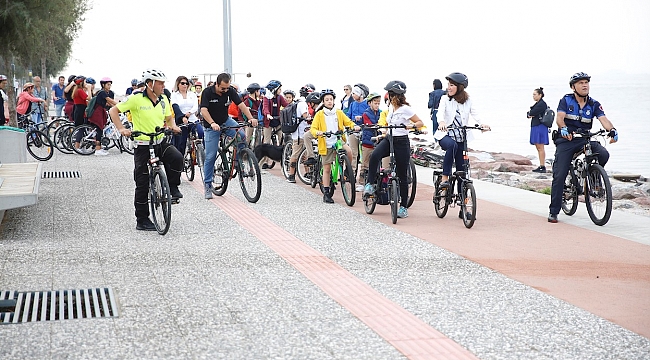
[[191, 74, 199, 79], [142, 69, 167, 82]]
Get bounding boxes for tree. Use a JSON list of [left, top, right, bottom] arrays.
[[0, 0, 90, 127]]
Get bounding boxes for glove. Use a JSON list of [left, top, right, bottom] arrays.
[[560, 126, 569, 137], [608, 128, 618, 141]]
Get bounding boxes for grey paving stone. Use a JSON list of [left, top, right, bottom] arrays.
[[0, 322, 51, 359]]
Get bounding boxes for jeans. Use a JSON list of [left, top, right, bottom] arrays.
[[55, 103, 65, 117], [173, 122, 204, 156], [439, 135, 466, 176], [203, 117, 246, 185], [549, 138, 609, 215], [31, 111, 43, 125], [133, 141, 183, 221], [367, 135, 410, 208]]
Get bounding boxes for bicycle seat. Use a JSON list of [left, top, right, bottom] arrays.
[[433, 170, 443, 175]]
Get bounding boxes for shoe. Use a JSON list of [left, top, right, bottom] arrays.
[[363, 183, 375, 196], [459, 210, 472, 220], [439, 181, 450, 189], [267, 162, 275, 169], [532, 166, 546, 173], [355, 184, 364, 192], [548, 213, 558, 223], [136, 218, 156, 231], [170, 186, 183, 200], [204, 183, 213, 199], [94, 149, 109, 156], [287, 175, 296, 183], [304, 157, 316, 165], [323, 194, 334, 203], [262, 163, 269, 169], [397, 206, 408, 218]]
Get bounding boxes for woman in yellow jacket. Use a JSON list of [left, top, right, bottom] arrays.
[[310, 89, 360, 203]]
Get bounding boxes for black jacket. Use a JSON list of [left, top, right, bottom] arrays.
[[527, 99, 547, 127]]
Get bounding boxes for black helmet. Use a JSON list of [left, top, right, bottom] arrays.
[[306, 92, 321, 104], [299, 84, 314, 97], [67, 75, 76, 83], [569, 72, 591, 87], [321, 88, 336, 100], [353, 83, 370, 98], [246, 82, 261, 93], [384, 80, 407, 94], [445, 72, 468, 88]]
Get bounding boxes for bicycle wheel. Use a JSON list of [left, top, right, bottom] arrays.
[[433, 175, 449, 218], [26, 130, 54, 161], [118, 134, 135, 155], [561, 168, 579, 216], [150, 168, 171, 235], [238, 148, 262, 203], [46, 117, 67, 139], [70, 124, 97, 155], [184, 149, 195, 181], [585, 164, 612, 226], [281, 140, 293, 180], [339, 154, 356, 206], [406, 158, 417, 208], [196, 142, 205, 182], [390, 178, 399, 224], [461, 182, 477, 229], [364, 178, 378, 214], [297, 147, 311, 185], [212, 152, 230, 196], [53, 124, 74, 154], [318, 159, 335, 197]]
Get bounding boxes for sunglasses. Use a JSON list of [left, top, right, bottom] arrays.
[[344, 88, 351, 91], [179, 82, 189, 85]]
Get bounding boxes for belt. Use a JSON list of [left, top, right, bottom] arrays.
[[134, 138, 164, 147]]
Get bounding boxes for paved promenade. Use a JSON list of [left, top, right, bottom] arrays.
[[1, 149, 649, 359]]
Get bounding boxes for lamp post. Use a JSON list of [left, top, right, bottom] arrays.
[[223, 0, 232, 75]]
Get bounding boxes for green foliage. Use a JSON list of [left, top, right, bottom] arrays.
[[538, 187, 552, 195]]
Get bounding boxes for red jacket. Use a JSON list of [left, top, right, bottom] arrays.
[[16, 92, 42, 115], [262, 95, 289, 127]]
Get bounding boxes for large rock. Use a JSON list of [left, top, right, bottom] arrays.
[[491, 152, 534, 166]]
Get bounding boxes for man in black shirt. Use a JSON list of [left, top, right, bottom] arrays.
[[201, 73, 258, 199]]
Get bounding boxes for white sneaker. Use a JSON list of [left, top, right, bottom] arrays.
[[355, 184, 364, 192], [95, 149, 109, 156]]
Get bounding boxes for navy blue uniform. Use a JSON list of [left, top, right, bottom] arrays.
[[549, 94, 610, 215]]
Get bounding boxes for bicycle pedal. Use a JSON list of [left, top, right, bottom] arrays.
[[171, 198, 180, 204]]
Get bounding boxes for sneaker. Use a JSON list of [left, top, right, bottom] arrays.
[[204, 183, 213, 199], [355, 184, 364, 192], [323, 194, 334, 204], [170, 186, 183, 200], [304, 157, 316, 165], [439, 181, 450, 189], [136, 218, 156, 231], [532, 166, 546, 173], [363, 183, 375, 196], [94, 149, 109, 156], [287, 174, 296, 183], [459, 210, 472, 220], [548, 213, 558, 223], [397, 206, 408, 218], [262, 163, 269, 169]]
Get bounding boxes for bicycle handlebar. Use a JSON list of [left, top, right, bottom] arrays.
[[573, 128, 606, 138], [130, 126, 171, 139], [445, 124, 489, 131]]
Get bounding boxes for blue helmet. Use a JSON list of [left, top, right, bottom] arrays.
[[131, 78, 139, 86], [266, 80, 282, 93], [85, 77, 96, 85]]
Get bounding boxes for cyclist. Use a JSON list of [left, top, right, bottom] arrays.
[[283, 89, 296, 104], [170, 75, 201, 155], [126, 78, 138, 95], [436, 73, 490, 220], [301, 91, 322, 166], [357, 92, 383, 191], [310, 89, 360, 203], [364, 81, 424, 218], [347, 83, 370, 177], [108, 69, 184, 231], [63, 75, 76, 119], [548, 72, 618, 223], [87, 77, 117, 156], [286, 87, 316, 183], [242, 82, 262, 146], [260, 80, 289, 169], [201, 72, 258, 199]]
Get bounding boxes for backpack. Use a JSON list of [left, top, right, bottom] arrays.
[[85, 93, 99, 118], [541, 107, 555, 127], [280, 102, 301, 133]]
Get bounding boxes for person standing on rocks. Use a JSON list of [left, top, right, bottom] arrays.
[[527, 87, 549, 173], [428, 79, 445, 131]]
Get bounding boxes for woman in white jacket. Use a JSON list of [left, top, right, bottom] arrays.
[[171, 75, 201, 155]]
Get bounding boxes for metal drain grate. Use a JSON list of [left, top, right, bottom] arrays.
[[41, 171, 81, 179], [0, 288, 118, 324]]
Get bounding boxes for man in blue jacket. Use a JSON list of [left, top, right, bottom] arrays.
[[427, 79, 445, 131]]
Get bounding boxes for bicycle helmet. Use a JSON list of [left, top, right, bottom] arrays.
[[384, 92, 389, 103], [194, 81, 202, 88], [306, 92, 321, 104], [85, 77, 96, 85], [365, 92, 381, 103], [383, 80, 407, 94], [142, 68, 167, 82], [569, 72, 591, 87], [445, 72, 468, 88], [67, 75, 76, 83], [353, 83, 369, 98], [100, 77, 112, 86], [130, 78, 138, 86], [74, 75, 86, 85], [0, 75, 6, 81], [321, 88, 336, 99], [299, 85, 314, 97], [283, 89, 296, 97], [246, 82, 261, 93], [266, 80, 282, 93]]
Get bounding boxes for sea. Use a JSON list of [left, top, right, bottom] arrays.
[[402, 81, 650, 177]]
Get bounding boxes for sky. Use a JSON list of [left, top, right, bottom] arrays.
[[61, 0, 650, 96]]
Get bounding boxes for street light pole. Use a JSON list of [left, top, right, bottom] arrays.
[[223, 0, 233, 75]]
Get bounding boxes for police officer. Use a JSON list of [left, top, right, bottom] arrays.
[[548, 72, 618, 223]]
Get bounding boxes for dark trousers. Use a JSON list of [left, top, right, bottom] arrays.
[[133, 141, 184, 221], [172, 122, 204, 156], [367, 135, 410, 208], [549, 138, 609, 215], [439, 136, 466, 177]]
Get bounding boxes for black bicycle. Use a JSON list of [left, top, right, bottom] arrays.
[[130, 127, 173, 235], [17, 112, 54, 161], [561, 129, 613, 226], [432, 125, 485, 229]]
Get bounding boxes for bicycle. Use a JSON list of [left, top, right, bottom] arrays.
[[311, 129, 356, 206], [17, 112, 54, 161], [181, 123, 205, 182], [69, 113, 133, 155], [362, 124, 418, 223], [432, 124, 484, 229], [130, 127, 173, 235], [560, 129, 613, 226], [211, 123, 262, 203]]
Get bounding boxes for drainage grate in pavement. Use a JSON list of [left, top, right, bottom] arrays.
[[0, 288, 118, 324], [41, 171, 81, 179]]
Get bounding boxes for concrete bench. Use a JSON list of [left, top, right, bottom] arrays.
[[0, 162, 43, 221]]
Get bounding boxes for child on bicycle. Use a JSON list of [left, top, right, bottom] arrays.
[[310, 89, 360, 203], [286, 87, 315, 183], [363, 81, 424, 219], [357, 92, 382, 191]]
